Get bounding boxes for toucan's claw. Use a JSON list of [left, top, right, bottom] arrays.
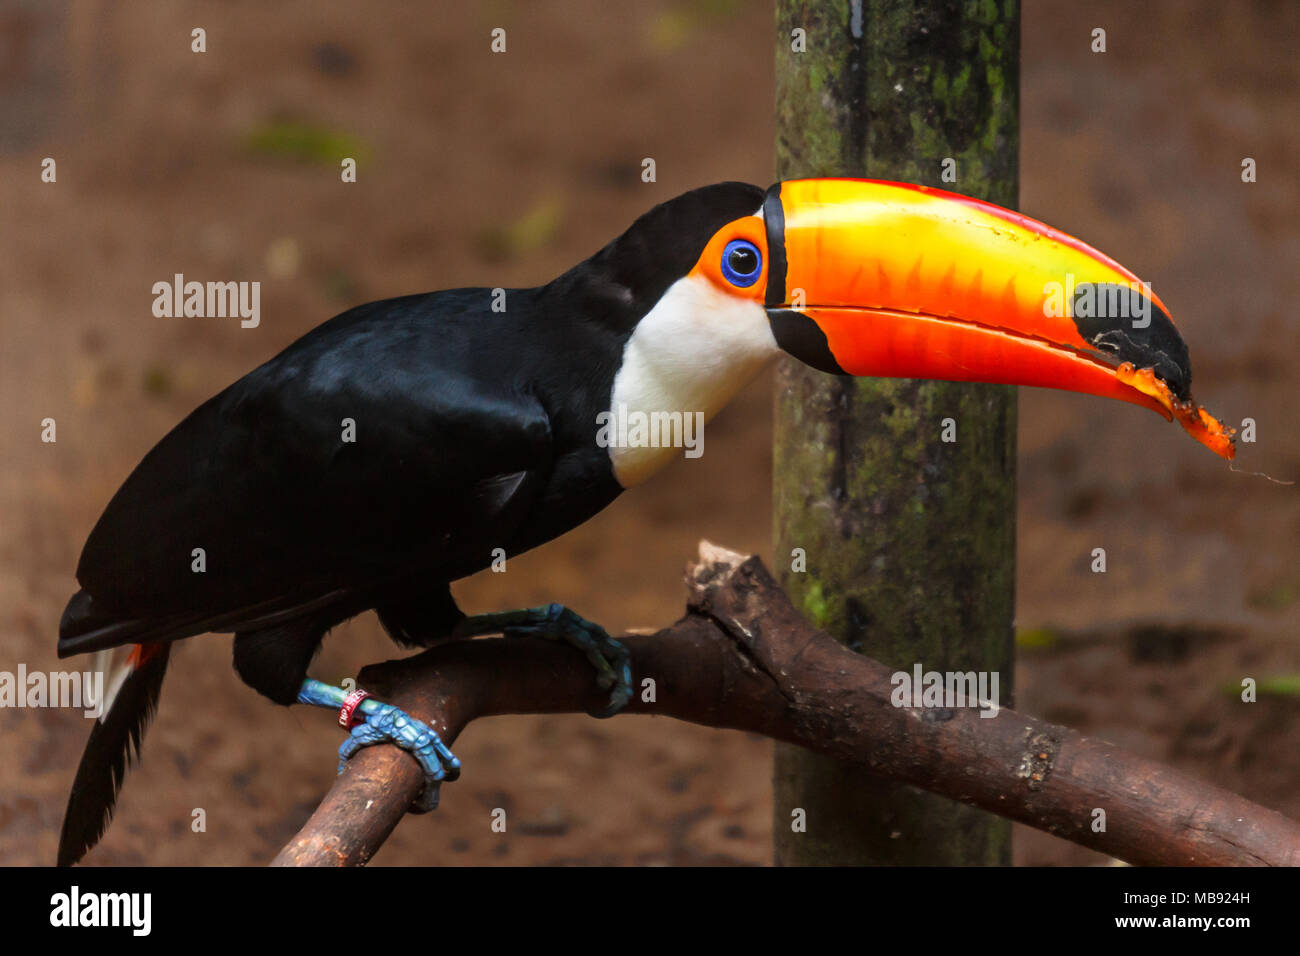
[[457, 604, 633, 717], [296, 678, 460, 813], [337, 700, 461, 814], [503, 604, 633, 717]]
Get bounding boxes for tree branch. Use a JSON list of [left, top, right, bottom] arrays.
[[272, 542, 1300, 867]]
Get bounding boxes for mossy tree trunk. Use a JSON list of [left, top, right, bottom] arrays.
[[772, 0, 1020, 865]]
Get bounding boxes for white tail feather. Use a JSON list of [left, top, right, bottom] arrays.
[[93, 648, 132, 721]]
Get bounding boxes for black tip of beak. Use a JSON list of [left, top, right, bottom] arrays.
[[1071, 284, 1192, 400]]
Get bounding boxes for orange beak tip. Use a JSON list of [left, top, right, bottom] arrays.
[[1113, 363, 1235, 460], [1192, 408, 1237, 461]]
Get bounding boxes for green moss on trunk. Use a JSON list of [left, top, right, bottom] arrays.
[[773, 0, 1019, 866]]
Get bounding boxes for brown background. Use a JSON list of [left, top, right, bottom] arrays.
[[0, 0, 1296, 866]]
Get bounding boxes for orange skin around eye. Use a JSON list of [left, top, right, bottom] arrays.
[[688, 215, 769, 298]]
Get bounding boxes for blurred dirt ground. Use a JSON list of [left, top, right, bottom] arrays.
[[0, 0, 1297, 866]]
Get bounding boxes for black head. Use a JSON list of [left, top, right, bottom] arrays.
[[544, 182, 764, 330]]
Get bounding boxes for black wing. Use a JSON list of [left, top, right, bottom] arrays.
[[60, 291, 553, 655]]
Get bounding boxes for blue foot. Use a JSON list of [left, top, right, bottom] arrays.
[[456, 604, 633, 717], [298, 680, 460, 813]]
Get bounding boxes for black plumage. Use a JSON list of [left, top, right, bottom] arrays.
[[57, 181, 764, 864]]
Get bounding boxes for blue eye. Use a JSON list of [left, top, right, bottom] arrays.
[[720, 239, 762, 287]]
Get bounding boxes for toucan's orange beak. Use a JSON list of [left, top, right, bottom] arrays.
[[762, 179, 1235, 459]]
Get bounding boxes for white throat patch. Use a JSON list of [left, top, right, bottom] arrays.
[[605, 274, 778, 487]]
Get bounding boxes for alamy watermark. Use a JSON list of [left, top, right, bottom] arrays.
[[596, 403, 705, 459], [890, 663, 1000, 718], [152, 273, 260, 328], [1042, 273, 1152, 328], [50, 886, 151, 936], [0, 665, 103, 717]]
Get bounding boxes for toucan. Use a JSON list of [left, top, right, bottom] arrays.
[[56, 178, 1234, 865]]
